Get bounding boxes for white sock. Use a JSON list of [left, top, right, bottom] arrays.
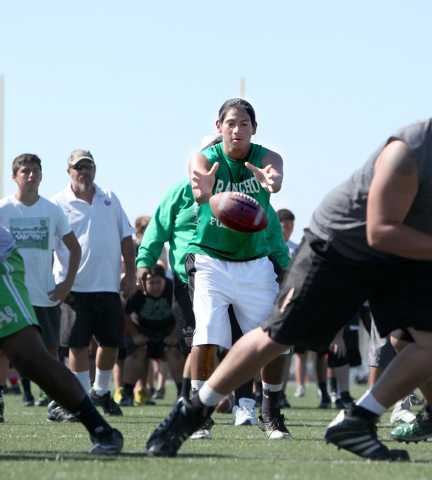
[[93, 368, 113, 396], [73, 370, 90, 395], [262, 382, 283, 392], [356, 390, 387, 416], [191, 380, 205, 393], [198, 383, 225, 407]]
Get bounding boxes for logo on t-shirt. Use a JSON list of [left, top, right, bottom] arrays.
[[9, 217, 50, 250]]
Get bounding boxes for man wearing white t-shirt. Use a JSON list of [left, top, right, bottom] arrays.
[[0, 153, 81, 410], [51, 149, 136, 418]]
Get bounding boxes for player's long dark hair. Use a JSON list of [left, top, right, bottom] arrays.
[[218, 98, 256, 127]]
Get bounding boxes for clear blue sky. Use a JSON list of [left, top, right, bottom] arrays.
[[1, 0, 431, 243]]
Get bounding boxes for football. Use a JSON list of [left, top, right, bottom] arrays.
[[215, 394, 235, 414], [209, 192, 268, 233]]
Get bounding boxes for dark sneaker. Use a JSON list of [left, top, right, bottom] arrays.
[[152, 388, 165, 400], [35, 392, 49, 407], [47, 401, 79, 423], [391, 405, 432, 443], [89, 426, 123, 455], [90, 388, 123, 416], [279, 391, 291, 409], [335, 394, 355, 409], [317, 397, 332, 409], [190, 416, 214, 439], [258, 407, 292, 439], [23, 393, 35, 407], [146, 396, 214, 457], [119, 393, 134, 407], [325, 404, 409, 461], [0, 397, 4, 422]]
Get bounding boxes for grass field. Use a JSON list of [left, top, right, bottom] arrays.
[[1, 383, 431, 480]]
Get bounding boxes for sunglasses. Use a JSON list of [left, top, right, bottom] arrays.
[[71, 163, 95, 171]]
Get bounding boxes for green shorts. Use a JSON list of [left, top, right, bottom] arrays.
[[0, 249, 40, 339]]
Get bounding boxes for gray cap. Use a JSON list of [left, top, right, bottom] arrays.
[[68, 149, 95, 166]]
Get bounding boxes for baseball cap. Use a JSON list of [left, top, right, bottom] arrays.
[[68, 149, 95, 166]]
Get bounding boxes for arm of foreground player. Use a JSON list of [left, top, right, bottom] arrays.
[[366, 139, 432, 259], [245, 151, 283, 193], [189, 153, 219, 204]]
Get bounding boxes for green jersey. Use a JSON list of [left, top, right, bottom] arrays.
[[187, 143, 273, 262]]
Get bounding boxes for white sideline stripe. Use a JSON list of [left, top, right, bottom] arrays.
[[1, 260, 37, 325], [218, 191, 231, 212], [253, 209, 264, 226]]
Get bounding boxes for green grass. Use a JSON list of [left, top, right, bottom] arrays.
[[1, 384, 431, 480]]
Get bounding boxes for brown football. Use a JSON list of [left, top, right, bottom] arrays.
[[209, 192, 268, 233]]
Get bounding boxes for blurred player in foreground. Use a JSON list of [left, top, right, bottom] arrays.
[[147, 118, 432, 461]]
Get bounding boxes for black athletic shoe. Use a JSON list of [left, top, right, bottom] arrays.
[[324, 404, 409, 461], [35, 392, 49, 407], [89, 426, 123, 455], [23, 393, 34, 407], [335, 394, 355, 409], [0, 397, 4, 422], [258, 407, 292, 439], [278, 391, 291, 409], [90, 388, 123, 416], [119, 392, 134, 407], [146, 396, 214, 457], [47, 401, 79, 423], [317, 396, 332, 409]]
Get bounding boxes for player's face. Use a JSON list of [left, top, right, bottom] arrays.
[[68, 160, 95, 193], [280, 220, 294, 242], [145, 275, 165, 298], [216, 107, 257, 151], [13, 163, 42, 190]]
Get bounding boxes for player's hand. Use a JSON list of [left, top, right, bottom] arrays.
[[132, 334, 148, 346], [330, 337, 347, 358], [136, 267, 151, 294], [245, 162, 277, 193], [121, 273, 137, 299], [192, 162, 219, 202], [48, 281, 73, 306]]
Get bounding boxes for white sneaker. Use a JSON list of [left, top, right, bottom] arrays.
[[232, 398, 257, 426], [294, 386, 306, 398], [390, 396, 416, 424]]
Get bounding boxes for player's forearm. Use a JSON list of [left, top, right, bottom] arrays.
[[367, 222, 432, 260]]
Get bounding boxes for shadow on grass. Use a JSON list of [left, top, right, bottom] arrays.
[[0, 451, 146, 461]]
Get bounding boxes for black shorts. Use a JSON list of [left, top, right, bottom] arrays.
[[172, 273, 196, 354], [33, 305, 61, 348], [125, 325, 175, 359], [60, 291, 125, 348], [261, 229, 432, 351]]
